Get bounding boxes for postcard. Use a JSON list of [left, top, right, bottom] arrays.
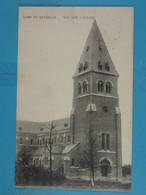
[[15, 7, 133, 191]]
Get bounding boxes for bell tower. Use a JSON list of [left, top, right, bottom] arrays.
[[70, 20, 122, 178]]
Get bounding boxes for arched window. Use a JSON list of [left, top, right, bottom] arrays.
[[83, 81, 87, 93], [78, 83, 81, 94], [106, 82, 111, 93], [97, 81, 104, 92]]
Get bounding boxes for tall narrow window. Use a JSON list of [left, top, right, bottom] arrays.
[[54, 137, 56, 143], [106, 82, 111, 93], [37, 139, 39, 145], [45, 157, 48, 165], [72, 158, 75, 166], [98, 81, 104, 92], [83, 81, 87, 93], [106, 133, 110, 150], [61, 136, 63, 143], [78, 83, 81, 94], [20, 138, 23, 145], [102, 133, 105, 149], [67, 135, 70, 142], [30, 139, 33, 146], [64, 136, 66, 144]]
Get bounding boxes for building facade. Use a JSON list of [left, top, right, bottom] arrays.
[[16, 20, 122, 180]]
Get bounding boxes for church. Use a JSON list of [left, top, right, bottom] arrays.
[[16, 20, 122, 180]]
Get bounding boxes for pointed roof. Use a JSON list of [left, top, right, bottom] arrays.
[[73, 20, 118, 77]]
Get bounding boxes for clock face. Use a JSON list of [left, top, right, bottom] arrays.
[[103, 106, 108, 113]]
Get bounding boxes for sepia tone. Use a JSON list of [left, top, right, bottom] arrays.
[[15, 7, 133, 191]]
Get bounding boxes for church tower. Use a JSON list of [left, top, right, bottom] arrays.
[[70, 20, 122, 178]]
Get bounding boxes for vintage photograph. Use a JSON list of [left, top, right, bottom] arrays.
[[15, 7, 133, 191]]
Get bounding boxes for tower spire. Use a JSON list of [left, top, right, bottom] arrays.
[[73, 20, 118, 78]]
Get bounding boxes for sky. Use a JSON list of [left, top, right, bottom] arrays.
[[17, 7, 133, 165]]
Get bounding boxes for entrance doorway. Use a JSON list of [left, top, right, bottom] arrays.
[[101, 166, 108, 176], [101, 159, 111, 177]]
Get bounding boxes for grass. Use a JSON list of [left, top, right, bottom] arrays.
[[60, 179, 131, 192]]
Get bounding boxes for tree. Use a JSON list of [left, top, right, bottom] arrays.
[[16, 146, 33, 167], [15, 146, 33, 185], [80, 133, 98, 186], [122, 164, 132, 177], [45, 121, 55, 185], [15, 145, 65, 186], [79, 111, 98, 187]]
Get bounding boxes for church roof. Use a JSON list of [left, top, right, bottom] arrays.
[[73, 20, 118, 78], [32, 146, 49, 156], [62, 142, 79, 154], [16, 117, 70, 134], [32, 145, 65, 155]]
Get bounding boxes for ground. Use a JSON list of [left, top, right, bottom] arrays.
[[61, 179, 131, 192], [22, 179, 131, 192]]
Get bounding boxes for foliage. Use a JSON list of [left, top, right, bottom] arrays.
[[79, 135, 98, 169], [122, 164, 132, 177], [15, 165, 66, 186], [78, 117, 98, 186], [16, 146, 33, 166], [15, 146, 65, 186]]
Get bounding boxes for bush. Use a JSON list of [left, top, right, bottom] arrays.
[[15, 165, 66, 186], [122, 164, 132, 177]]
